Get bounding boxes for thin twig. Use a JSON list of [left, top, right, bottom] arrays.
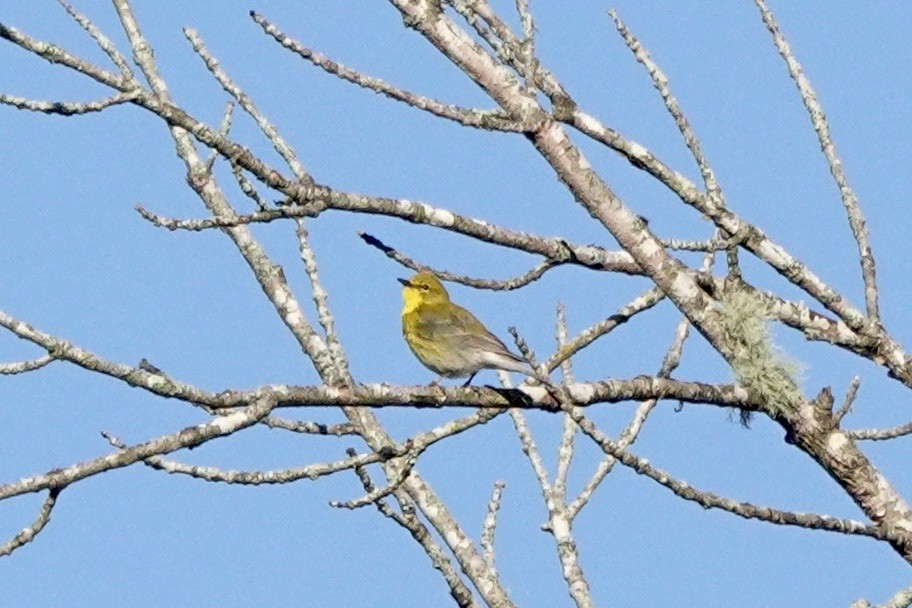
[[567, 316, 690, 519], [505, 387, 551, 492], [106, 405, 506, 486], [0, 395, 277, 501], [261, 417, 357, 436], [553, 303, 576, 497], [347, 450, 479, 608], [203, 101, 235, 171], [0, 308, 225, 407], [134, 203, 641, 275], [754, 0, 878, 324], [609, 10, 722, 202], [57, 0, 133, 77], [251, 11, 525, 133], [448, 0, 526, 80], [228, 159, 268, 210], [0, 91, 139, 115], [543, 303, 598, 608], [543, 286, 666, 373], [566, 407, 890, 541], [330, 450, 419, 509], [481, 481, 506, 574], [184, 26, 312, 184], [834, 376, 861, 424], [102, 431, 389, 485], [514, 0, 536, 89], [0, 20, 131, 93], [358, 231, 563, 290], [847, 423, 912, 442], [297, 220, 351, 379], [0, 489, 60, 558], [0, 354, 54, 375]]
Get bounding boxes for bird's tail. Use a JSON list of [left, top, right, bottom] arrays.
[[484, 351, 549, 384]]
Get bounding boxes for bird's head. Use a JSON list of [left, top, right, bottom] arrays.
[[398, 272, 450, 311]]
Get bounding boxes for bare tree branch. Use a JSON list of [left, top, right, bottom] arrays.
[[754, 0, 879, 324], [567, 315, 690, 519], [101, 431, 394, 486], [184, 26, 313, 185], [347, 451, 480, 608], [847, 423, 912, 442], [566, 408, 893, 542], [57, 0, 132, 77], [251, 11, 526, 133], [358, 231, 563, 291], [480, 480, 505, 575], [501, 367, 596, 608], [514, 0, 536, 90], [0, 354, 54, 375], [0, 20, 131, 91], [330, 451, 419, 510], [553, 303, 577, 498], [0, 309, 223, 406], [834, 376, 862, 424], [203, 101, 235, 170], [544, 286, 666, 373], [575, 229, 703, 492], [297, 220, 351, 379], [0, 489, 60, 558], [234, 377, 749, 412], [261, 417, 357, 436], [0, 90, 139, 114], [135, 204, 641, 275], [0, 395, 277, 501], [609, 9, 722, 202]]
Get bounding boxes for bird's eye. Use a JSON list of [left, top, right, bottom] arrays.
[[421, 285, 429, 291]]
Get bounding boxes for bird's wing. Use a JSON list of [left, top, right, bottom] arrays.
[[438, 305, 524, 362]]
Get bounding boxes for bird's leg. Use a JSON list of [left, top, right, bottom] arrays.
[[462, 372, 478, 387]]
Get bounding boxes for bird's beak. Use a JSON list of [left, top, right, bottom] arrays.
[[397, 278, 411, 287]]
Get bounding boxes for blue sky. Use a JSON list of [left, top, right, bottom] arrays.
[[2, 2, 912, 606]]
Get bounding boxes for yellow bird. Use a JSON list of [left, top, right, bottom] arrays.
[[398, 271, 537, 386]]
